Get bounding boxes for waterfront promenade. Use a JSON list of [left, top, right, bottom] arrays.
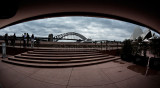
[[0, 56, 160, 88]]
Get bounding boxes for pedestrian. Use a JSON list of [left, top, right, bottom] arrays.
[[27, 33, 30, 47], [23, 33, 27, 48], [10, 35, 14, 46], [4, 33, 8, 45], [31, 34, 34, 48], [13, 33, 16, 47], [9, 35, 12, 46], [22, 34, 24, 47]]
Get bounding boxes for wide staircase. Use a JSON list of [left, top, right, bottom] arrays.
[[2, 49, 120, 68]]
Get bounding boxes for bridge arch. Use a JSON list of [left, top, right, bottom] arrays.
[[53, 32, 87, 42]]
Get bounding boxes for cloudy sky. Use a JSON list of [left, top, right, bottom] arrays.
[[0, 16, 151, 41]]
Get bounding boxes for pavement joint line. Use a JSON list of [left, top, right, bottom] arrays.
[[0, 61, 13, 71], [99, 67, 119, 88], [17, 68, 69, 86], [27, 76, 67, 86], [9, 65, 41, 77], [66, 68, 73, 88], [4, 64, 40, 88], [6, 68, 29, 88], [8, 76, 29, 88], [99, 65, 125, 70], [66, 66, 117, 88], [8, 65, 67, 86], [99, 64, 141, 84], [66, 82, 118, 88], [113, 74, 140, 84], [25, 68, 74, 84]]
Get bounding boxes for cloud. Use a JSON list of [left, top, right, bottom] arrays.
[[0, 16, 150, 41]]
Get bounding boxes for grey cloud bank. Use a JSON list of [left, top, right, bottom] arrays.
[[0, 16, 145, 41]]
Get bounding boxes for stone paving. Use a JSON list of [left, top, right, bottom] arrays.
[[0, 57, 160, 88]]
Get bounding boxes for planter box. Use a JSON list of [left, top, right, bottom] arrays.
[[133, 55, 149, 66], [149, 57, 160, 69]]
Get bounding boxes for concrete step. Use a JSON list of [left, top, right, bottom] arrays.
[[33, 49, 98, 52], [8, 56, 114, 64], [21, 52, 105, 57], [2, 48, 120, 68], [33, 48, 97, 51], [14, 54, 109, 60], [27, 51, 101, 54], [2, 57, 120, 68]]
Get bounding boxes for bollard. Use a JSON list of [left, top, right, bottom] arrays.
[[2, 43, 6, 58]]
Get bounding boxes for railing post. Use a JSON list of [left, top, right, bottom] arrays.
[[106, 40, 107, 52], [117, 42, 118, 50], [2, 43, 6, 58], [20, 39, 21, 48], [101, 41, 102, 51]]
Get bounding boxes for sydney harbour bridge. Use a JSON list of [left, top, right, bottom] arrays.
[[48, 32, 89, 42]]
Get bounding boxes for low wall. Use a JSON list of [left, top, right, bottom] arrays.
[[99, 49, 121, 56], [0, 46, 34, 55], [0, 46, 121, 56]]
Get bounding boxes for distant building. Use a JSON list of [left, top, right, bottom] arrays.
[[141, 28, 152, 40], [130, 26, 143, 41], [84, 38, 92, 43], [130, 26, 153, 41], [48, 34, 53, 41]]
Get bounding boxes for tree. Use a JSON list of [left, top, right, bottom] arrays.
[[150, 37, 160, 58], [133, 36, 143, 56], [149, 37, 160, 69], [121, 39, 134, 61], [122, 39, 133, 55]]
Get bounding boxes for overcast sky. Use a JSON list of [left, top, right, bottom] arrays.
[[0, 16, 152, 41]]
